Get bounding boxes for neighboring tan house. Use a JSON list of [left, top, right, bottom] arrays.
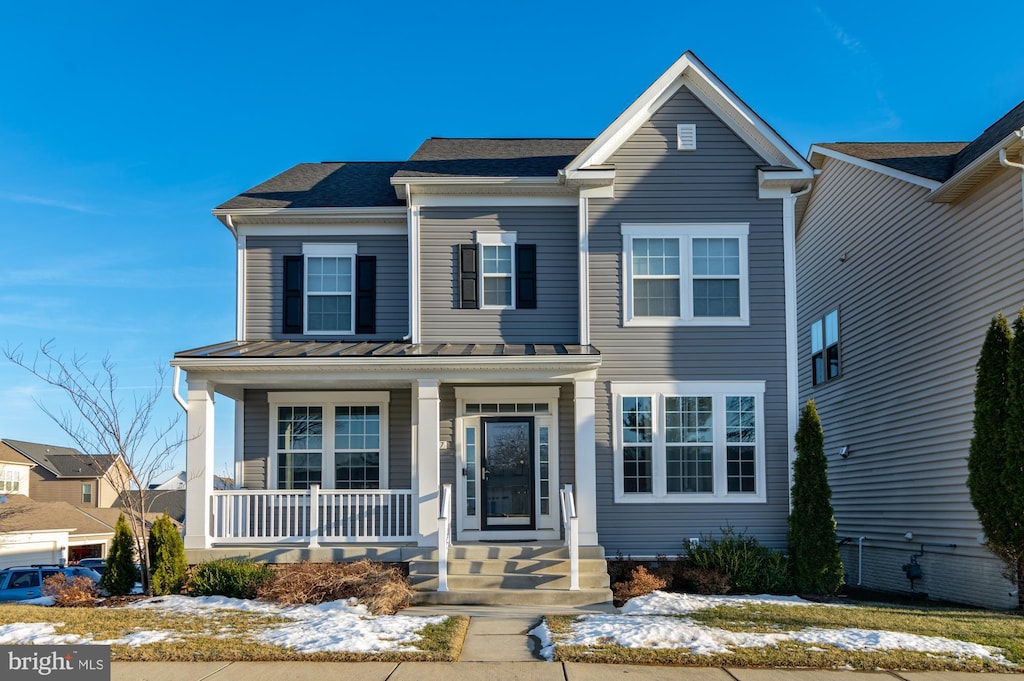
[[1, 439, 129, 508], [172, 51, 813, 604], [796, 100, 1024, 609], [0, 441, 34, 497], [0, 494, 115, 567]]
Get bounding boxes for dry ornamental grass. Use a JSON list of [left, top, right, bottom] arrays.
[[256, 560, 413, 615]]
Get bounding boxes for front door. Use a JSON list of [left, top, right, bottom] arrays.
[[481, 417, 535, 530]]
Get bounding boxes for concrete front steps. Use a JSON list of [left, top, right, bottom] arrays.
[[409, 542, 612, 606]]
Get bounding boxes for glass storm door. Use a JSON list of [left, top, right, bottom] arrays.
[[481, 417, 535, 529]]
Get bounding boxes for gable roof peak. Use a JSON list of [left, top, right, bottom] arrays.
[[564, 51, 812, 179]]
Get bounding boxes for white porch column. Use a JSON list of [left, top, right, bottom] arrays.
[[413, 379, 441, 547], [184, 378, 216, 550], [574, 376, 599, 545]]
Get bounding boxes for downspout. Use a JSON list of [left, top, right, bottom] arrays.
[[998, 131, 1024, 233], [858, 536, 865, 586], [784, 183, 813, 512], [172, 366, 189, 413]]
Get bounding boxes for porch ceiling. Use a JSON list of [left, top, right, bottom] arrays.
[[171, 340, 601, 388]]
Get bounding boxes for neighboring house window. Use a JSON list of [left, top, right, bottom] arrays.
[[282, 245, 376, 335], [269, 392, 389, 490], [0, 466, 20, 493], [613, 381, 766, 503], [457, 233, 537, 309], [811, 309, 841, 385], [622, 224, 749, 325], [82, 483, 92, 504]]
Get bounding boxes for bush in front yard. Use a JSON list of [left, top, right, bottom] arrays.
[[674, 565, 732, 594], [185, 558, 274, 599], [255, 560, 412, 615], [611, 565, 668, 606], [101, 513, 137, 596], [44, 573, 99, 606], [148, 513, 187, 595], [685, 527, 791, 594]]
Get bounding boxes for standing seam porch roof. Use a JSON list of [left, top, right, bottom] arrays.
[[174, 340, 600, 360]]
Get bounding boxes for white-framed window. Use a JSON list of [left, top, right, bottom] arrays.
[[269, 391, 389, 490], [0, 466, 22, 493], [612, 381, 766, 503], [81, 483, 92, 504], [811, 308, 841, 385], [622, 224, 749, 326], [476, 232, 516, 309], [303, 243, 357, 334]]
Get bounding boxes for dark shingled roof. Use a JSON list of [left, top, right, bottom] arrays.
[[952, 99, 1024, 174], [1, 440, 118, 478], [818, 98, 1024, 183], [217, 162, 406, 210], [394, 138, 592, 178], [816, 142, 967, 182], [0, 495, 114, 536]]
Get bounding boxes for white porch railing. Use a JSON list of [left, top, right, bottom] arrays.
[[560, 483, 580, 591], [437, 483, 452, 592], [211, 486, 415, 545]]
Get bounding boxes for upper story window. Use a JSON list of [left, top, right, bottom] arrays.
[[811, 309, 841, 385], [613, 381, 766, 504], [304, 243, 357, 334], [457, 233, 536, 310], [270, 391, 389, 491], [81, 483, 92, 504], [282, 245, 376, 336], [0, 466, 21, 493], [622, 224, 749, 326], [478, 232, 516, 308]]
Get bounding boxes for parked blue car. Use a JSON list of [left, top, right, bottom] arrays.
[[0, 565, 102, 602]]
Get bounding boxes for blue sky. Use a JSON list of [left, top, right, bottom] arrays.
[[2, 1, 1022, 479]]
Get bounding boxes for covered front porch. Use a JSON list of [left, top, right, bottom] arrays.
[[171, 341, 603, 565]]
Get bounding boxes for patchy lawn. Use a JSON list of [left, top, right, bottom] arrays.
[[535, 592, 1024, 672], [0, 596, 468, 662]]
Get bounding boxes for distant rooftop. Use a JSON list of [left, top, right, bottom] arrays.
[[1, 439, 118, 478]]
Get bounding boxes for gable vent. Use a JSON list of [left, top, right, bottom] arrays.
[[677, 123, 697, 151]]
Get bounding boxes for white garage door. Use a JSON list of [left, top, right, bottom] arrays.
[[0, 541, 61, 569]]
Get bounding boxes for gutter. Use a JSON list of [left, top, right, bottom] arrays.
[[172, 366, 188, 413], [930, 128, 1024, 203]]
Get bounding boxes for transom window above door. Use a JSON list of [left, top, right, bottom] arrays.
[[622, 224, 749, 326]]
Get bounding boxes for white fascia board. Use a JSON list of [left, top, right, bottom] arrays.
[[213, 206, 407, 227], [412, 194, 578, 207], [565, 52, 812, 174], [809, 145, 941, 190], [390, 176, 562, 188], [237, 224, 407, 237], [928, 131, 1024, 203]]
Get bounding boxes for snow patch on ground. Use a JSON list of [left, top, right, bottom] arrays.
[[621, 591, 821, 615], [548, 593, 1013, 667]]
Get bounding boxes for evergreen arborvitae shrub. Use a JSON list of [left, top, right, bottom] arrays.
[[148, 513, 187, 595], [787, 400, 844, 594], [968, 314, 1012, 550], [101, 513, 137, 596], [1000, 313, 1024, 608]]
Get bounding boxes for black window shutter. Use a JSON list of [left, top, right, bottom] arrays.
[[516, 244, 537, 309], [283, 255, 303, 334], [458, 244, 478, 309], [356, 255, 376, 334]]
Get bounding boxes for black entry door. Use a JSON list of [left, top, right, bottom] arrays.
[[481, 417, 535, 530]]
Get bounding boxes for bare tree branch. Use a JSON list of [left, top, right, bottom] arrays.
[[4, 341, 184, 594]]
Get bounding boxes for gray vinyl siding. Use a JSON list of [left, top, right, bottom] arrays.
[[797, 156, 1023, 608], [244, 234, 408, 340], [243, 388, 413, 491], [587, 83, 792, 555], [420, 206, 579, 343]]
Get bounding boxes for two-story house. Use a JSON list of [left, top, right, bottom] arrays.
[[173, 52, 813, 604], [796, 99, 1024, 609], [1, 439, 127, 508]]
